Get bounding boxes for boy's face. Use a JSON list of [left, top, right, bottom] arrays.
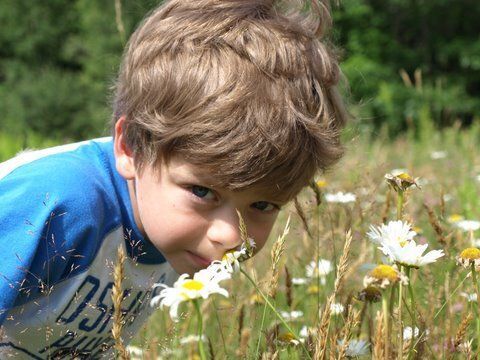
[[114, 120, 282, 276]]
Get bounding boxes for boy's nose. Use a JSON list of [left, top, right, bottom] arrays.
[[206, 208, 243, 250]]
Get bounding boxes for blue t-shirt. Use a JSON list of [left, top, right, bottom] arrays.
[[0, 138, 178, 359]]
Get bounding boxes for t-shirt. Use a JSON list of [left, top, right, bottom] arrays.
[[0, 138, 179, 359]]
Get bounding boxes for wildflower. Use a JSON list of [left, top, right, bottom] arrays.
[[280, 310, 304, 321], [179, 335, 206, 345], [299, 326, 314, 339], [307, 285, 320, 294], [448, 214, 464, 224], [430, 151, 447, 160], [363, 264, 408, 289], [337, 339, 370, 357], [249, 293, 264, 305], [325, 191, 356, 204], [316, 179, 328, 188], [330, 303, 344, 315], [455, 220, 480, 232], [367, 220, 417, 246], [357, 286, 382, 303], [127, 346, 144, 360], [391, 168, 408, 176], [277, 332, 300, 346], [457, 248, 480, 271], [221, 238, 256, 273], [292, 277, 308, 285], [403, 326, 419, 340], [385, 172, 418, 192], [378, 240, 445, 268], [305, 259, 333, 283], [460, 292, 478, 302], [150, 267, 230, 321]]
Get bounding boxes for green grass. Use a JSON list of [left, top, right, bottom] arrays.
[[129, 124, 480, 359]]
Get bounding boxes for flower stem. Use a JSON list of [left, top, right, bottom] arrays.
[[193, 300, 207, 360], [398, 265, 404, 359], [382, 294, 389, 359], [240, 268, 312, 360], [254, 301, 269, 359], [471, 263, 480, 350], [406, 267, 417, 357]]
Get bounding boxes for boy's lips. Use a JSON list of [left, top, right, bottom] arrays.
[[186, 251, 212, 268]]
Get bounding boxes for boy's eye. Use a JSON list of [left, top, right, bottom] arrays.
[[191, 185, 215, 199], [251, 201, 276, 212]]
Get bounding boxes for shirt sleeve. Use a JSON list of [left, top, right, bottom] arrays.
[[0, 154, 112, 325]]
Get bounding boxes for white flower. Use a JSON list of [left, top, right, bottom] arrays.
[[292, 277, 308, 285], [367, 220, 417, 246], [325, 191, 356, 204], [430, 151, 447, 160], [127, 346, 144, 359], [179, 334, 206, 345], [460, 292, 477, 302], [221, 238, 256, 273], [378, 240, 445, 268], [280, 310, 304, 321], [330, 303, 344, 315], [337, 339, 370, 357], [391, 168, 408, 176], [455, 220, 480, 232], [306, 259, 333, 283], [403, 326, 419, 340], [150, 267, 230, 321], [299, 326, 313, 338]]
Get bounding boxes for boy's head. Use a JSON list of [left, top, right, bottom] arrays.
[[112, 0, 348, 274]]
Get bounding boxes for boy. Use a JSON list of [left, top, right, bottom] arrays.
[[0, 0, 347, 358]]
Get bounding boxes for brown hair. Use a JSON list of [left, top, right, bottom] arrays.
[[112, 0, 348, 203]]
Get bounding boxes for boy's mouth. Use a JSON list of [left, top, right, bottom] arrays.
[[186, 250, 212, 268]]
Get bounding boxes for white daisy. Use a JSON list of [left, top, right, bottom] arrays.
[[337, 338, 370, 357], [126, 346, 144, 359], [378, 240, 444, 268], [221, 238, 256, 273], [455, 220, 480, 232], [325, 191, 356, 204], [430, 151, 447, 160], [150, 267, 230, 321], [179, 334, 206, 345], [403, 326, 419, 340], [280, 310, 304, 321], [292, 277, 308, 285], [330, 303, 344, 315], [306, 259, 333, 283], [367, 220, 417, 246], [460, 292, 477, 302]]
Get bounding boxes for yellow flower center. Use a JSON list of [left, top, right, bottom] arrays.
[[182, 280, 205, 291], [398, 173, 413, 181], [278, 332, 296, 342], [459, 248, 480, 260], [316, 180, 328, 188], [307, 285, 319, 294], [370, 265, 398, 281], [222, 250, 235, 261], [448, 214, 463, 223]]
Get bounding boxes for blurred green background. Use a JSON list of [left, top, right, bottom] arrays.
[[0, 0, 479, 148]]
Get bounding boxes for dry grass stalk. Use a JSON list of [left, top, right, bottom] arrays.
[[207, 336, 215, 360], [111, 245, 129, 360], [453, 312, 473, 352], [268, 217, 291, 298], [382, 189, 392, 223], [309, 180, 322, 207], [237, 304, 245, 344], [265, 323, 280, 354], [284, 265, 293, 309], [261, 350, 279, 360], [236, 328, 251, 358], [372, 310, 385, 360], [423, 202, 446, 246], [337, 305, 359, 359], [294, 197, 313, 239], [236, 209, 249, 244], [314, 230, 353, 359]]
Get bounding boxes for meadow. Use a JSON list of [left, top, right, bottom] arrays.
[[123, 123, 479, 359], [2, 123, 479, 359]]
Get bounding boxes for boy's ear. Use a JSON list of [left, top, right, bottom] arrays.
[[113, 116, 136, 180]]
